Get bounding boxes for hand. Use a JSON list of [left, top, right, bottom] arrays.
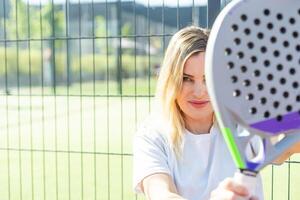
[[210, 177, 258, 200]]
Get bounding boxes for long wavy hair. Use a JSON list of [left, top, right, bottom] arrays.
[[155, 26, 210, 157]]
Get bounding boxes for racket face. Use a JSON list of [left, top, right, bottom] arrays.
[[206, 0, 300, 136]]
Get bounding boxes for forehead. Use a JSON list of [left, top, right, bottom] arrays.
[[183, 52, 205, 75]]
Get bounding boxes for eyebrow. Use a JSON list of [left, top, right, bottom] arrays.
[[183, 73, 194, 77]]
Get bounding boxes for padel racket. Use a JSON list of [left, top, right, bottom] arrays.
[[205, 0, 300, 198]]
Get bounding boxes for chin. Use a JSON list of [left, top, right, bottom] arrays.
[[192, 110, 213, 120]]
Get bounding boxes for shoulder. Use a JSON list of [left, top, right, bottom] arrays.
[[135, 114, 170, 144]]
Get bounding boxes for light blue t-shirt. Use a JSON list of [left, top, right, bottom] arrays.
[[133, 115, 264, 200]]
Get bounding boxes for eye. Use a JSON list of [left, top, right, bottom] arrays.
[[183, 76, 193, 82]]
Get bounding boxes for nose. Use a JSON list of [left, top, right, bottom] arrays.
[[193, 81, 205, 97]]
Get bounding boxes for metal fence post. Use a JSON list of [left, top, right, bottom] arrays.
[[208, 0, 221, 28]]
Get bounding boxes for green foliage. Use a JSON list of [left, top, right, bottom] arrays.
[[95, 16, 106, 37], [6, 0, 64, 39], [71, 53, 161, 80], [0, 47, 161, 80], [0, 47, 42, 75], [1, 0, 161, 84], [121, 22, 133, 36]]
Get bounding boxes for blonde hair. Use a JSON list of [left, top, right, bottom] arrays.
[[155, 26, 210, 157]]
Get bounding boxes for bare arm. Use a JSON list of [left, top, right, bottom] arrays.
[[142, 173, 187, 200], [142, 173, 259, 200]]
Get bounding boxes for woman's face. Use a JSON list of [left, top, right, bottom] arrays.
[[176, 52, 214, 124]]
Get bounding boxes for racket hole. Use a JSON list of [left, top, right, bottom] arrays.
[[260, 97, 267, 105], [264, 111, 270, 118], [296, 95, 300, 102], [270, 87, 277, 94], [253, 70, 261, 77], [280, 27, 286, 34], [293, 81, 299, 88], [241, 66, 248, 73], [290, 17, 296, 24], [276, 115, 283, 121], [227, 62, 234, 69], [277, 13, 283, 20], [234, 38, 241, 45], [257, 32, 264, 39], [296, 45, 300, 51], [243, 79, 251, 87], [264, 60, 270, 67], [279, 78, 286, 85], [283, 91, 289, 98], [233, 90, 241, 97], [232, 24, 239, 31], [244, 28, 251, 35], [250, 56, 257, 63], [245, 136, 264, 162], [254, 18, 261, 25], [289, 68, 296, 75], [273, 101, 280, 108], [225, 48, 232, 55], [267, 74, 274, 81], [246, 93, 254, 100], [241, 14, 248, 21], [260, 46, 267, 53], [264, 9, 270, 16], [286, 54, 293, 61], [257, 83, 264, 91], [267, 23, 273, 29], [286, 105, 293, 112], [270, 36, 277, 43], [273, 50, 280, 57], [293, 31, 299, 38], [249, 107, 257, 114], [283, 41, 289, 47], [277, 64, 283, 71], [247, 42, 254, 49], [237, 52, 244, 59], [231, 76, 238, 83]]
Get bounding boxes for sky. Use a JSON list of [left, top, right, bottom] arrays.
[[26, 0, 208, 7]]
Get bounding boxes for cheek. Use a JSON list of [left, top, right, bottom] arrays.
[[177, 86, 189, 107], [181, 84, 192, 96]]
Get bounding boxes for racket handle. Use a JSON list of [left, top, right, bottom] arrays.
[[234, 171, 257, 200]]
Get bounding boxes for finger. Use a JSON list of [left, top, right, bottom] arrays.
[[221, 178, 249, 197], [210, 189, 237, 200], [250, 196, 259, 200]]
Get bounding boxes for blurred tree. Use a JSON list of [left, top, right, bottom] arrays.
[[6, 0, 65, 92], [121, 22, 133, 36]]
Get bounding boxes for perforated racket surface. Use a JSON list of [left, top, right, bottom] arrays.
[[206, 0, 300, 172]]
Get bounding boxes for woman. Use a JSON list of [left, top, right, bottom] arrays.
[[133, 26, 263, 200]]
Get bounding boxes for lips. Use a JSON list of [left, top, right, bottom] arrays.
[[188, 100, 210, 108]]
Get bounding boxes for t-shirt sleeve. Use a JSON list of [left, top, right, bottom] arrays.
[[132, 125, 172, 194]]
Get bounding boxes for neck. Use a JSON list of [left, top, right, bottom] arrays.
[[184, 115, 214, 134]]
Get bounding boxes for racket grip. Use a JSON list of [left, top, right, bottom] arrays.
[[234, 171, 257, 200]]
